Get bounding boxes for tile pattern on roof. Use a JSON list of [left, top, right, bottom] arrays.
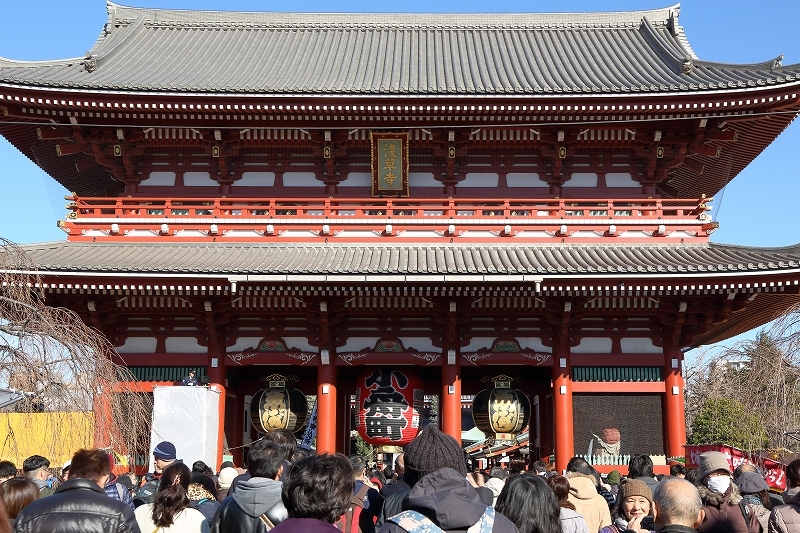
[[15, 242, 800, 276], [0, 3, 798, 95]]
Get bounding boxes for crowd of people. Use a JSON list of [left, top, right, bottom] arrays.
[[0, 427, 799, 533]]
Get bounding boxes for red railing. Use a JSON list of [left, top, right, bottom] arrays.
[[60, 196, 716, 243]]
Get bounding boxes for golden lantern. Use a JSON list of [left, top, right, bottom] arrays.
[[472, 375, 530, 442], [250, 374, 308, 434]]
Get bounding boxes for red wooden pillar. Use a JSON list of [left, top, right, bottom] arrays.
[[442, 349, 462, 440], [317, 362, 337, 453], [207, 341, 227, 470], [663, 345, 686, 459], [552, 340, 573, 473]]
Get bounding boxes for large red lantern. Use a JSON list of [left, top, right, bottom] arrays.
[[472, 375, 530, 442], [355, 367, 424, 446], [251, 374, 309, 435]]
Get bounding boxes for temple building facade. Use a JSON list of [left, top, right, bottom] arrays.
[[2, 2, 800, 471]]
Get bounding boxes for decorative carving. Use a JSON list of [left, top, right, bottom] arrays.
[[285, 352, 317, 365], [492, 340, 521, 352], [228, 352, 256, 364], [84, 54, 97, 73], [375, 339, 404, 352], [258, 339, 287, 352], [520, 353, 552, 365], [409, 353, 440, 365], [462, 352, 492, 365], [338, 352, 368, 365]]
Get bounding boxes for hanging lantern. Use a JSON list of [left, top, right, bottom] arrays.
[[251, 374, 309, 435], [355, 367, 424, 446], [472, 375, 530, 443]]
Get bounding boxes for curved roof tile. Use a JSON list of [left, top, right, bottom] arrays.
[[1, 3, 798, 95]]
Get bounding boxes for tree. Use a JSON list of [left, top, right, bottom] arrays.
[[688, 398, 768, 450], [0, 239, 151, 464], [685, 305, 800, 452]]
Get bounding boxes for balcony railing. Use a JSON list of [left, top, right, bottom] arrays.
[[59, 195, 716, 243]]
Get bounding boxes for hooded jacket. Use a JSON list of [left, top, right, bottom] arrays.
[[377, 467, 519, 533], [566, 473, 612, 533], [697, 481, 761, 533], [210, 476, 288, 533], [768, 486, 800, 533]]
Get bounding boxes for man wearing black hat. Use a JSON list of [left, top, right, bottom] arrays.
[[378, 425, 518, 533]]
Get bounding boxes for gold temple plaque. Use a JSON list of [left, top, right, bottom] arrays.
[[371, 132, 409, 197]]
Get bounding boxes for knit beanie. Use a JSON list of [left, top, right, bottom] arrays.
[[153, 441, 177, 461], [617, 478, 654, 509], [217, 467, 238, 489], [697, 451, 731, 480], [607, 470, 622, 485], [404, 425, 468, 482]]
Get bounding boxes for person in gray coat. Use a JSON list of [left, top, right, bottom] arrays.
[[769, 459, 800, 533], [210, 440, 288, 533]]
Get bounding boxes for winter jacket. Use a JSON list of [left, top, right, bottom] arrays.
[[768, 487, 800, 533], [697, 482, 761, 533], [271, 517, 343, 533], [559, 507, 589, 533], [188, 483, 220, 528], [566, 473, 613, 533], [210, 476, 288, 533], [134, 503, 210, 533], [483, 478, 505, 507], [14, 477, 141, 533], [377, 467, 519, 533]]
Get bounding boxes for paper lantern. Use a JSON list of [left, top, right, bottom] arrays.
[[251, 375, 308, 434], [472, 377, 530, 441], [355, 368, 424, 446]]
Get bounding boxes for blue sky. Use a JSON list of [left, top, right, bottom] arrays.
[[1, 0, 798, 351]]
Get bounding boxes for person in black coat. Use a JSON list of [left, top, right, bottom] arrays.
[[377, 425, 518, 533], [14, 448, 140, 533]]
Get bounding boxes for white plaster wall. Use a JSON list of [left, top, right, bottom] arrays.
[[620, 338, 662, 354], [229, 337, 266, 351], [340, 337, 381, 352], [340, 172, 372, 187], [141, 171, 176, 186], [165, 337, 206, 353], [571, 338, 613, 353], [605, 172, 639, 187], [564, 173, 598, 187], [507, 173, 546, 187], [462, 338, 499, 351], [516, 338, 549, 352], [184, 172, 217, 186], [283, 172, 319, 186], [459, 173, 499, 187], [399, 337, 437, 352], [117, 337, 158, 353], [234, 172, 275, 187], [409, 173, 439, 187]]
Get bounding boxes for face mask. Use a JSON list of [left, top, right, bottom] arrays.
[[707, 476, 731, 494]]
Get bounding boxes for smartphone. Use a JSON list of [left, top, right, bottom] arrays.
[[641, 516, 655, 530]]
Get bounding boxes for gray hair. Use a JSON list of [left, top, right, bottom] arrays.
[[653, 478, 702, 526]]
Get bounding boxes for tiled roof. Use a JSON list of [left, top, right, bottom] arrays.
[[0, 3, 798, 95], [16, 241, 800, 278]]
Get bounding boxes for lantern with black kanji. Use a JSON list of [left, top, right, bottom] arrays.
[[355, 367, 424, 446], [472, 375, 530, 442], [251, 374, 309, 435]]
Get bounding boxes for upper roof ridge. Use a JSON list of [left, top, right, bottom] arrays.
[[106, 0, 682, 29]]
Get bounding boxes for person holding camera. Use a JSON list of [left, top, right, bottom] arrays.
[[599, 479, 656, 533]]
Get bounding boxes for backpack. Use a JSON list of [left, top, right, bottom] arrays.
[[387, 506, 495, 533], [135, 478, 159, 505], [336, 484, 370, 533]]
